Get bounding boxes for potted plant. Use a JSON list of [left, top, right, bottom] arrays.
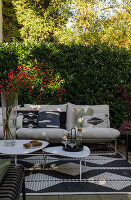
[[119, 120, 131, 152]]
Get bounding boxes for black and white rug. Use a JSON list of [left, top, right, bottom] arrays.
[[17, 152, 131, 195]]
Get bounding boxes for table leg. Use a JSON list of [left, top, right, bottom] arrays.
[[15, 155, 17, 165], [42, 152, 47, 169]]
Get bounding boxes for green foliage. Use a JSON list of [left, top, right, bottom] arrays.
[[3, 0, 71, 43], [62, 0, 131, 49], [2, 0, 22, 42], [3, 0, 130, 49], [0, 41, 130, 129]]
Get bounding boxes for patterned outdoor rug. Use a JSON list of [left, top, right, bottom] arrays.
[[16, 151, 131, 195]]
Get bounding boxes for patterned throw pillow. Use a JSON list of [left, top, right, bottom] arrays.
[[74, 107, 94, 128], [82, 114, 109, 128], [38, 111, 60, 128], [17, 110, 38, 128]]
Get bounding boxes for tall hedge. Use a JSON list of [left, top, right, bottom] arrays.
[[0, 41, 130, 129]]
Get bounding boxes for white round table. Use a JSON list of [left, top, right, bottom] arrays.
[[43, 145, 90, 181], [0, 140, 49, 164]]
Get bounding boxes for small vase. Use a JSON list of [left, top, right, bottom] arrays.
[[1, 92, 18, 146]]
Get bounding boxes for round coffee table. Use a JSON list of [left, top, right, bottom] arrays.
[[0, 140, 49, 164], [43, 145, 90, 181]]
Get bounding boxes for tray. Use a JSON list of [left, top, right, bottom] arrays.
[[63, 146, 83, 152]]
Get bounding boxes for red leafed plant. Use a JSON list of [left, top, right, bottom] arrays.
[[119, 120, 131, 134], [0, 60, 66, 140], [0, 60, 66, 104]]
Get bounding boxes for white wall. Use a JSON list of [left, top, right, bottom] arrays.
[[0, 0, 3, 42]]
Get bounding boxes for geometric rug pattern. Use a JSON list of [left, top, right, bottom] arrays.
[[17, 152, 131, 194]]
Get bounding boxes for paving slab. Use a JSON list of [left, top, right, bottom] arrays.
[[59, 194, 100, 200], [20, 195, 59, 200], [98, 194, 131, 200], [20, 194, 131, 200]]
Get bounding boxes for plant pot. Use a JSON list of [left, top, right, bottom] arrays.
[[1, 92, 18, 146]]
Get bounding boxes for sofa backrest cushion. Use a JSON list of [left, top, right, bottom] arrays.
[[66, 102, 110, 130], [24, 104, 67, 112], [17, 106, 67, 129], [38, 111, 60, 128]]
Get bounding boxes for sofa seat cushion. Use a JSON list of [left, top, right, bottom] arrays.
[[78, 127, 120, 139], [16, 128, 68, 142]]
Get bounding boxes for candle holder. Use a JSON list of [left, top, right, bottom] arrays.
[[63, 128, 84, 152]]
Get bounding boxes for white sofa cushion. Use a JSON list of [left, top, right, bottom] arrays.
[[66, 102, 109, 130], [78, 127, 120, 139], [16, 128, 68, 142], [24, 104, 67, 112]]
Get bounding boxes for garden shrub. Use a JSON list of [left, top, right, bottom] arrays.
[[0, 41, 130, 129]]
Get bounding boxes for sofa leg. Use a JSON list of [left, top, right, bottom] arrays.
[[107, 140, 117, 155], [107, 141, 110, 148]]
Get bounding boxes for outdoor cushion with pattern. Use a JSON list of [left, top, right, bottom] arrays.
[[17, 110, 38, 128], [38, 111, 60, 128], [82, 114, 109, 128]]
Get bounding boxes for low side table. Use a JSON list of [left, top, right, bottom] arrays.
[[0, 140, 49, 164], [43, 145, 90, 181]]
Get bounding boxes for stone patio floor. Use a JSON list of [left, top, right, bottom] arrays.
[[20, 144, 131, 200]]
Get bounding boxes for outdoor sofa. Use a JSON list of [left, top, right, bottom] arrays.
[[0, 102, 120, 151]]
